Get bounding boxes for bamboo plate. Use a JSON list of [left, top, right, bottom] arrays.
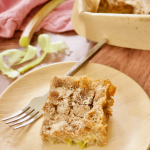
[[0, 62, 150, 150]]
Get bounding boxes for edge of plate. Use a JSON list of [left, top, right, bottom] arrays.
[[0, 61, 149, 101]]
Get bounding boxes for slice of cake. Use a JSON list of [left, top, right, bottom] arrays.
[[40, 76, 116, 149]]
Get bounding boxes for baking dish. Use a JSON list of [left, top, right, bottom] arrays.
[[71, 0, 150, 50]]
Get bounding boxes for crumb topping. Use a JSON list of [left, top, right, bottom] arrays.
[[40, 76, 116, 147]]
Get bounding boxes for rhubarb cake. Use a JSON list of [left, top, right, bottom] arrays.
[[98, 0, 150, 14], [40, 76, 116, 148]]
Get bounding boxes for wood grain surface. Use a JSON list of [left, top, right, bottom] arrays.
[[91, 44, 150, 98], [0, 62, 150, 150]]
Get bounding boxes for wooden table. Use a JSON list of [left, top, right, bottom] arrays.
[[0, 30, 150, 150], [0, 30, 150, 100]]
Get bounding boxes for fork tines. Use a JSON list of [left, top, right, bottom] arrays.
[[2, 106, 42, 130]]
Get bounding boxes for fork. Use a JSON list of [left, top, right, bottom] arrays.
[[2, 39, 107, 129]]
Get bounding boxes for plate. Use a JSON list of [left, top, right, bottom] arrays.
[[0, 62, 150, 150]]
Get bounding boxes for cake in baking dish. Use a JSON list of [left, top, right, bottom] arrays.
[[98, 0, 150, 14], [40, 76, 116, 149]]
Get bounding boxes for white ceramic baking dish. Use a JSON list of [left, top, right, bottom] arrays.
[[71, 0, 150, 50]]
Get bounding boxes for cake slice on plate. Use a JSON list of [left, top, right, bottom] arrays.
[[40, 76, 116, 149]]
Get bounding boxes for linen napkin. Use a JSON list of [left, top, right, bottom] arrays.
[[0, 0, 74, 38]]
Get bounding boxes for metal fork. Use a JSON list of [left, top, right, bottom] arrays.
[[2, 39, 107, 129]]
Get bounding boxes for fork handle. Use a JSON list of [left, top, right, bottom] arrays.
[[65, 39, 107, 76], [44, 39, 107, 97]]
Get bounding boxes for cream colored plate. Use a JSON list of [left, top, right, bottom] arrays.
[[0, 62, 150, 150]]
